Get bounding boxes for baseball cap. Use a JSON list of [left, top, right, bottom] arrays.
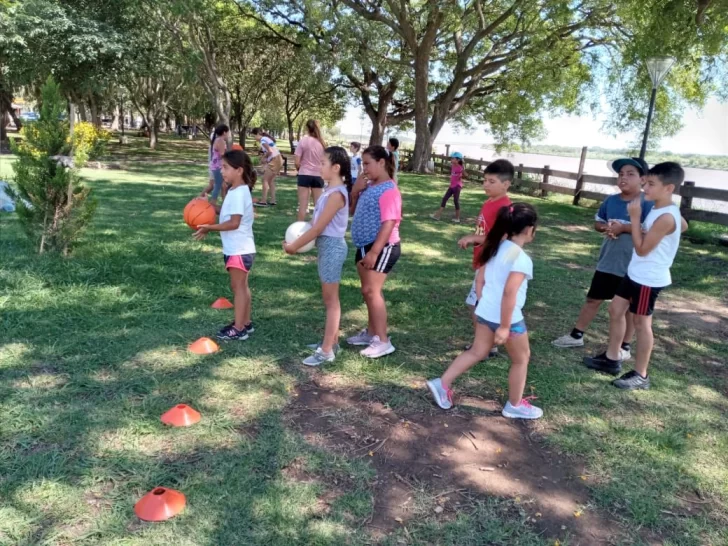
[[611, 157, 648, 176], [451, 151, 463, 159]]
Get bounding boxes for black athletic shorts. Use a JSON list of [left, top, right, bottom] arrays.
[[586, 270, 624, 301], [297, 175, 325, 189], [355, 243, 401, 274], [615, 275, 664, 316]]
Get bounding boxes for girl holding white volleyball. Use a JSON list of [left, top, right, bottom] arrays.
[[283, 146, 351, 366]]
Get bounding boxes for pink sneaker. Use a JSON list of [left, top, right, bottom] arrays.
[[360, 336, 395, 358]]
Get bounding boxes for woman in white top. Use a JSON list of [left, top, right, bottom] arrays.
[[251, 127, 282, 207], [194, 149, 257, 342], [428, 203, 543, 420]]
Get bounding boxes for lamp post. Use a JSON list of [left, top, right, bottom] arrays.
[[639, 56, 676, 161]]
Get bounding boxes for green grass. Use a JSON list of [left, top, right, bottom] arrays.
[[1, 147, 727, 545]]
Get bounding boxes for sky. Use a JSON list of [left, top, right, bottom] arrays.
[[338, 97, 728, 156]]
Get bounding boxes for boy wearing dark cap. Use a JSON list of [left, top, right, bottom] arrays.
[[552, 157, 653, 357]]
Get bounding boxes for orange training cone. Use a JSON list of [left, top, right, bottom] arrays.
[[189, 337, 219, 354], [161, 404, 201, 427], [134, 487, 186, 521], [211, 297, 234, 310]]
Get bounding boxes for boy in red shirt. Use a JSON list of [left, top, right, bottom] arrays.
[[458, 159, 514, 352]]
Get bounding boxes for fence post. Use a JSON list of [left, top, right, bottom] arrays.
[[445, 144, 450, 157], [679, 181, 695, 222], [517, 163, 523, 180], [541, 165, 550, 198], [573, 146, 588, 206], [283, 156, 288, 175]]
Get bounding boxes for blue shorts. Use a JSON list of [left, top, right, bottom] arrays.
[[476, 317, 528, 337], [211, 169, 224, 200], [316, 235, 348, 284]]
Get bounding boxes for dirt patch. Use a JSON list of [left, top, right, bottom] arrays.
[[656, 293, 728, 339], [284, 377, 627, 545]]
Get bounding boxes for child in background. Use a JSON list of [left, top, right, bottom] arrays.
[[251, 127, 282, 207], [194, 150, 257, 341], [431, 152, 464, 223], [552, 158, 652, 357], [428, 203, 542, 419], [200, 124, 229, 204], [347, 145, 402, 358], [284, 147, 351, 366], [387, 137, 400, 179], [457, 159, 514, 355], [585, 163, 684, 390], [350, 141, 363, 187]]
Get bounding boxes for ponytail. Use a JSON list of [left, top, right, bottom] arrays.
[[306, 119, 326, 149], [362, 144, 395, 179], [476, 203, 538, 267]]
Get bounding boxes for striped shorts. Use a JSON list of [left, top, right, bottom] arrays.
[[355, 243, 401, 274], [615, 275, 664, 316], [316, 235, 348, 284]]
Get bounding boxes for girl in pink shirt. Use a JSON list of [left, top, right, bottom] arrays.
[[431, 152, 464, 223], [294, 119, 326, 221]]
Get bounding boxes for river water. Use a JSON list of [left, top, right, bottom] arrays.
[[435, 144, 728, 213]]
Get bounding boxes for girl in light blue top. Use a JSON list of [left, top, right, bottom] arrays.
[[284, 146, 351, 366]]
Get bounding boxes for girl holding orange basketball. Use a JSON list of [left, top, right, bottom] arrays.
[[194, 149, 257, 341]]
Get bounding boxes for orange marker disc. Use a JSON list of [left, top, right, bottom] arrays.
[[161, 404, 201, 427], [211, 297, 234, 310], [134, 487, 186, 521], [188, 337, 219, 354]]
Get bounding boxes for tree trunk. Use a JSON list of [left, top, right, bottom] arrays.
[[287, 116, 295, 152], [89, 95, 100, 127], [411, 48, 432, 172], [120, 101, 125, 136], [165, 115, 171, 133], [296, 120, 304, 142], [78, 101, 88, 122], [0, 111, 7, 148], [147, 114, 158, 149], [110, 105, 120, 131], [368, 109, 387, 146]]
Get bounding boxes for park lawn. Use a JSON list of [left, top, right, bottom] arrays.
[[0, 156, 726, 545]]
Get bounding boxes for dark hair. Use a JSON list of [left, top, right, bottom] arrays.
[[453, 158, 464, 166], [251, 127, 275, 143], [362, 144, 395, 179], [648, 161, 684, 188], [305, 119, 326, 148], [388, 137, 400, 150], [350, 141, 361, 152], [211, 124, 229, 153], [484, 159, 515, 182], [477, 203, 538, 267], [222, 149, 256, 191], [325, 146, 353, 192]]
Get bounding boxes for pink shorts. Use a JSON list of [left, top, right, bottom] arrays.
[[223, 254, 255, 272]]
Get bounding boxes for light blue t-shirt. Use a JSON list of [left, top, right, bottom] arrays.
[[594, 192, 654, 276]]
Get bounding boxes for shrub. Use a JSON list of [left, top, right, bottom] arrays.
[[70, 121, 112, 164], [8, 76, 96, 255]]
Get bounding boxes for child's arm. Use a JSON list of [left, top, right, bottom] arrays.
[[261, 142, 273, 160], [350, 177, 367, 214], [475, 265, 485, 301], [680, 216, 688, 233], [495, 272, 527, 345], [627, 199, 676, 256], [283, 193, 345, 254], [193, 215, 241, 240], [200, 178, 214, 197], [359, 220, 396, 270], [458, 234, 486, 249]]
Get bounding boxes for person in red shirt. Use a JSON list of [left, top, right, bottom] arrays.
[[458, 159, 514, 353]]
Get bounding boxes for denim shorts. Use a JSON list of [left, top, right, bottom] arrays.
[[316, 235, 348, 284], [476, 317, 528, 337]]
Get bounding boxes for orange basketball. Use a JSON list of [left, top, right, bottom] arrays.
[[231, 143, 243, 151], [184, 198, 216, 230]]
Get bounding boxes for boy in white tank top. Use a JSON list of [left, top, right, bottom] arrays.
[[585, 162, 685, 390]]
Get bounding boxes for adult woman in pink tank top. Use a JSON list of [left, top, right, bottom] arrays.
[[294, 119, 326, 221]]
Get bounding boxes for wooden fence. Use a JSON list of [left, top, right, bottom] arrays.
[[400, 149, 728, 228]]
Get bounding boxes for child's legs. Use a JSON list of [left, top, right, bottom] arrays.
[[505, 332, 530, 405], [311, 187, 323, 207], [574, 298, 603, 331], [261, 171, 271, 201], [229, 268, 251, 329], [633, 314, 653, 376], [606, 296, 630, 360], [321, 282, 341, 353], [440, 187, 454, 208], [452, 187, 461, 218], [623, 312, 635, 344], [358, 265, 389, 341], [297, 185, 310, 221], [268, 172, 277, 202], [442, 322, 494, 388]]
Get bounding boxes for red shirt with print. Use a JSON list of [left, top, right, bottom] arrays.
[[472, 195, 512, 269]]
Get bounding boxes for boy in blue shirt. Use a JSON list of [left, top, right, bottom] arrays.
[[552, 158, 653, 358]]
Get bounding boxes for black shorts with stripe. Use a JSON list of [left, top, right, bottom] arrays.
[[355, 243, 401, 274], [615, 275, 664, 316]]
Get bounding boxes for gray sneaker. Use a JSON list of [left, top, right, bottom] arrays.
[[612, 370, 650, 390], [426, 378, 453, 410], [552, 334, 584, 348], [502, 399, 543, 419], [302, 348, 336, 367], [347, 329, 374, 346], [306, 342, 340, 354]]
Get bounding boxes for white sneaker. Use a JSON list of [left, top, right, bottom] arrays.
[[360, 336, 395, 358], [426, 378, 453, 410], [552, 334, 584, 348], [620, 348, 632, 361], [451, 218, 461, 223], [502, 399, 543, 420], [347, 329, 374, 346], [302, 348, 335, 367]]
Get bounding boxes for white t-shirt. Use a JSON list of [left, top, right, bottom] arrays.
[[260, 136, 280, 160], [475, 240, 533, 324], [627, 205, 681, 288], [219, 185, 255, 256]]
